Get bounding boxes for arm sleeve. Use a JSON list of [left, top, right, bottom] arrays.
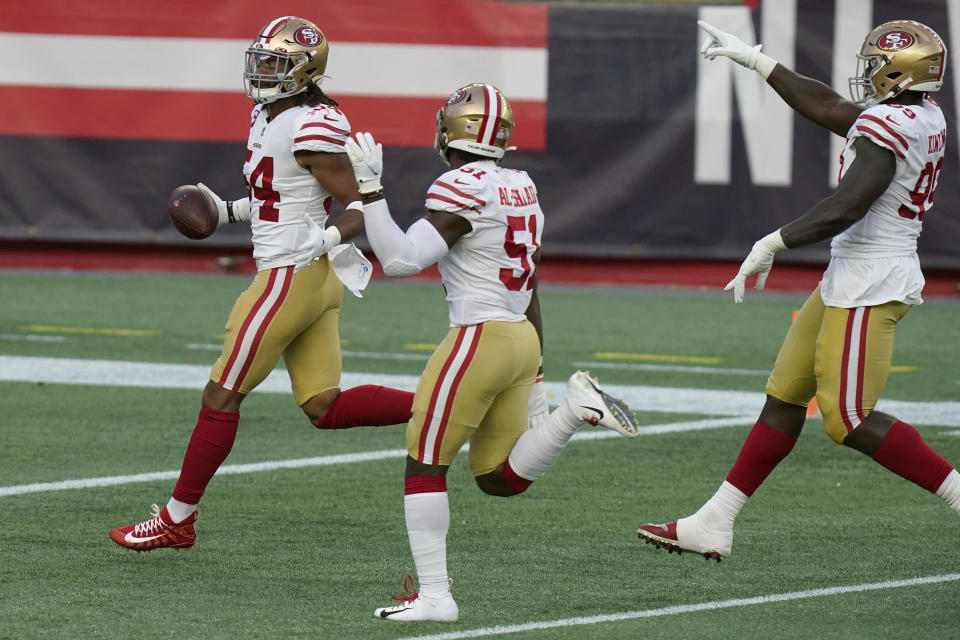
[[363, 199, 450, 277]]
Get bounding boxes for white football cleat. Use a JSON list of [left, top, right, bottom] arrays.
[[637, 512, 733, 562], [375, 575, 459, 622], [564, 371, 640, 438]]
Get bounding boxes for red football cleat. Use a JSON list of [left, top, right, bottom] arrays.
[[637, 519, 728, 562], [109, 504, 197, 551]]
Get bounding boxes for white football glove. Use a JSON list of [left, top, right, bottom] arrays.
[[344, 132, 383, 196], [303, 213, 342, 259], [197, 183, 251, 226], [527, 370, 549, 429], [697, 20, 777, 79], [724, 229, 787, 303]]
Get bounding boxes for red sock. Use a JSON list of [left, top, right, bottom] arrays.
[[315, 385, 414, 429], [171, 406, 240, 504], [873, 420, 953, 492], [405, 475, 447, 495], [502, 459, 533, 494], [725, 420, 797, 496]]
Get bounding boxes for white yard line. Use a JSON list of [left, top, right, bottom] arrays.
[[3, 355, 959, 425], [0, 417, 750, 498], [394, 574, 960, 640], [0, 334, 65, 342]]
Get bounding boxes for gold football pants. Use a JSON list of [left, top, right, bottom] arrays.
[[210, 257, 344, 405], [407, 320, 540, 474], [766, 284, 910, 443]]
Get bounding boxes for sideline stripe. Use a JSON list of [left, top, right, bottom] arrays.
[[395, 574, 960, 640], [0, 417, 750, 499]]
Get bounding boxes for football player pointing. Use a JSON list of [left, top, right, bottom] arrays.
[[638, 20, 960, 560], [346, 83, 640, 622], [110, 17, 415, 552]]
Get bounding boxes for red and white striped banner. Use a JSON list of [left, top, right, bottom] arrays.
[[0, 0, 548, 148]]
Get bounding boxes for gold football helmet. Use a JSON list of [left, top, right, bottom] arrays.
[[434, 83, 514, 166], [849, 20, 946, 106], [243, 16, 329, 105]]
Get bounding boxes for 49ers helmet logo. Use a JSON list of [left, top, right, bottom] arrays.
[[445, 89, 468, 105], [294, 26, 321, 46], [877, 31, 914, 50]]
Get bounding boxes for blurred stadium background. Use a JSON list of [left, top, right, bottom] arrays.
[[1, 0, 958, 294]]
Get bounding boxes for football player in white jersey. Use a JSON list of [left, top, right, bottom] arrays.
[[344, 83, 640, 622], [638, 20, 960, 561], [110, 17, 416, 552]]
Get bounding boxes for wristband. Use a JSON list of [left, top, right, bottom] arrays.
[[757, 229, 787, 253], [361, 189, 385, 203], [754, 52, 777, 79], [227, 198, 251, 223], [345, 200, 363, 213]]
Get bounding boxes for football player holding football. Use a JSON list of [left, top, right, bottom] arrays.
[[345, 83, 641, 622], [637, 20, 959, 561], [109, 17, 415, 552]]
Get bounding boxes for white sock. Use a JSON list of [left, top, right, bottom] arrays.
[[935, 469, 960, 516], [555, 396, 585, 432], [505, 407, 580, 481], [694, 481, 749, 528], [165, 497, 197, 524], [404, 491, 451, 600]]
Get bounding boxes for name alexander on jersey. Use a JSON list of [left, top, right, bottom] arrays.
[[498, 185, 538, 208]]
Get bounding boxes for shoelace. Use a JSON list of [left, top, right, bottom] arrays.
[[390, 574, 419, 605], [133, 504, 168, 536]]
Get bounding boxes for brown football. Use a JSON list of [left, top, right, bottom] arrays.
[[167, 185, 218, 240]]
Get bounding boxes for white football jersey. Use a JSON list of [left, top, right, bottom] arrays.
[[822, 97, 946, 307], [425, 160, 544, 326], [244, 103, 351, 271]]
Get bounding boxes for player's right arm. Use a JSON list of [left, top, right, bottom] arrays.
[[345, 132, 470, 276], [698, 20, 861, 136], [780, 136, 895, 246], [725, 135, 895, 302]]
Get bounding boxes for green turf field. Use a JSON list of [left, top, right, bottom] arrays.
[[1, 271, 958, 639]]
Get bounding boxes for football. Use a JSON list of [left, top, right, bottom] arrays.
[[167, 185, 218, 240]]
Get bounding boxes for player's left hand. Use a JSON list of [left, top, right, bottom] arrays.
[[345, 132, 383, 196], [304, 213, 342, 258], [724, 229, 787, 303]]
